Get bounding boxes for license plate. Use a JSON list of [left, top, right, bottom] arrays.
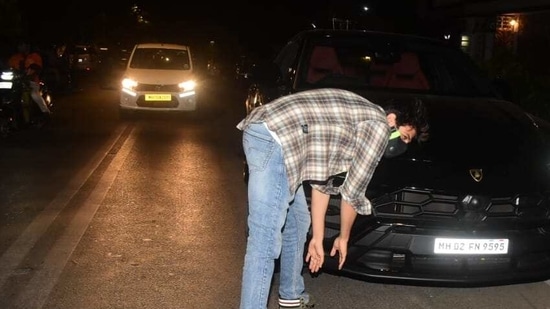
[[434, 238, 509, 254], [145, 94, 171, 101]]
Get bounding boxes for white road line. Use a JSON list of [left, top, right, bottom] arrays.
[[0, 124, 129, 294], [12, 125, 137, 309]]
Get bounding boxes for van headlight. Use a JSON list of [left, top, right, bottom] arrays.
[[122, 78, 138, 90], [179, 80, 196, 92], [178, 80, 196, 98], [121, 78, 138, 96]]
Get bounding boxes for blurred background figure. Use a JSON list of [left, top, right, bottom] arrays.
[[8, 41, 30, 72]]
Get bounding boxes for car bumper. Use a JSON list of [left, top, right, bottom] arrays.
[[120, 90, 197, 112], [321, 219, 550, 286]]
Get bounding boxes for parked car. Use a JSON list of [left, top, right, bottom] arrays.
[[71, 44, 98, 72], [242, 27, 550, 286], [98, 46, 131, 90], [119, 43, 198, 117]]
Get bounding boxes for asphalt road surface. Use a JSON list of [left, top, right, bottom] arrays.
[[1, 72, 550, 309]]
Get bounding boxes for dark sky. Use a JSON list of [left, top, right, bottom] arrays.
[[14, 0, 419, 60], [25, 0, 317, 43], [26, 0, 410, 37], [130, 1, 418, 45]]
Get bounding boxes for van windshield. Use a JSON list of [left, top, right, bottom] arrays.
[[130, 48, 190, 70]]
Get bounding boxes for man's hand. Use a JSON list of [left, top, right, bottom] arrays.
[[305, 238, 324, 273], [308, 188, 330, 273], [331, 200, 356, 270], [330, 236, 349, 270]]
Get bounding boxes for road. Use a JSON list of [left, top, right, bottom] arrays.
[[1, 72, 550, 309]]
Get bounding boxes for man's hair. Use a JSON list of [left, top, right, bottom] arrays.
[[384, 97, 429, 142]]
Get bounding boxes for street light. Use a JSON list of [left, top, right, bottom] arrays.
[[509, 19, 519, 32]]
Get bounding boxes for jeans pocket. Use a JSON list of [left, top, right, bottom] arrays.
[[243, 128, 275, 172]]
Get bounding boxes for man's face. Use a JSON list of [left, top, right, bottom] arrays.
[[397, 125, 416, 144], [384, 112, 419, 158], [386, 112, 416, 144]]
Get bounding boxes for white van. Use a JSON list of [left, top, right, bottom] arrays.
[[119, 43, 197, 116]]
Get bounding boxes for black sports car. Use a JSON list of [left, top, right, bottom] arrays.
[[242, 27, 550, 286]]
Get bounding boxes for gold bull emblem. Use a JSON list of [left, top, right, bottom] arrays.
[[469, 169, 483, 182]]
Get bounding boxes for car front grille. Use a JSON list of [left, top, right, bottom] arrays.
[[372, 188, 550, 227], [352, 247, 550, 282], [135, 83, 180, 92], [313, 187, 550, 233]]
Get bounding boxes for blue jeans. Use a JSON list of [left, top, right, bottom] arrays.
[[240, 123, 311, 309]]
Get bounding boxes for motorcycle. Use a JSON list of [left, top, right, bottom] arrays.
[[0, 68, 53, 137]]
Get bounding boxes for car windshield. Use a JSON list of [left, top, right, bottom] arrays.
[[296, 36, 495, 97], [129, 48, 190, 70]]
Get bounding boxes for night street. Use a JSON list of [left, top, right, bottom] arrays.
[[0, 73, 549, 308], [2, 1, 550, 308]]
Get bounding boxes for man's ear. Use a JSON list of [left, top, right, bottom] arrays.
[[386, 113, 397, 127]]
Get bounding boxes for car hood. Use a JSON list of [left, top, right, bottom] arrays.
[[363, 93, 550, 195], [124, 68, 194, 84]]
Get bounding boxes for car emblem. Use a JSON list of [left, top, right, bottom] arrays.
[[469, 169, 483, 182]]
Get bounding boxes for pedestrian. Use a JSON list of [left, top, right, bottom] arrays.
[[237, 88, 429, 309], [8, 41, 30, 72]]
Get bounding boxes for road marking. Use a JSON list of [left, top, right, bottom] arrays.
[[0, 124, 130, 289], [12, 124, 136, 309], [13, 124, 136, 309], [0, 123, 133, 308]]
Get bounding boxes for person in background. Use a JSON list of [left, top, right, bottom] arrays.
[[7, 42, 30, 125], [8, 42, 51, 117], [24, 44, 43, 75], [237, 88, 429, 309], [52, 43, 72, 92], [8, 41, 29, 72]]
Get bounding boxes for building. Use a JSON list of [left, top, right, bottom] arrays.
[[421, 0, 550, 69]]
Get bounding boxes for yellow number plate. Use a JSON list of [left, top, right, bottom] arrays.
[[145, 94, 171, 101]]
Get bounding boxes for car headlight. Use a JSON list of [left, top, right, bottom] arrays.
[[121, 78, 138, 96], [178, 80, 196, 98], [0, 82, 12, 89], [0, 71, 14, 89], [121, 78, 138, 90], [179, 80, 196, 92], [1, 71, 14, 81]]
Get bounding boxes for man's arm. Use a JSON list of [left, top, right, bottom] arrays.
[[339, 199, 357, 241], [330, 199, 357, 269], [306, 187, 330, 273]]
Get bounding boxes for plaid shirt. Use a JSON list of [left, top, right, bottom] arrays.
[[237, 88, 389, 215]]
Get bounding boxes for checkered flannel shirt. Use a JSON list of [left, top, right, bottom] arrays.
[[237, 88, 390, 215]]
